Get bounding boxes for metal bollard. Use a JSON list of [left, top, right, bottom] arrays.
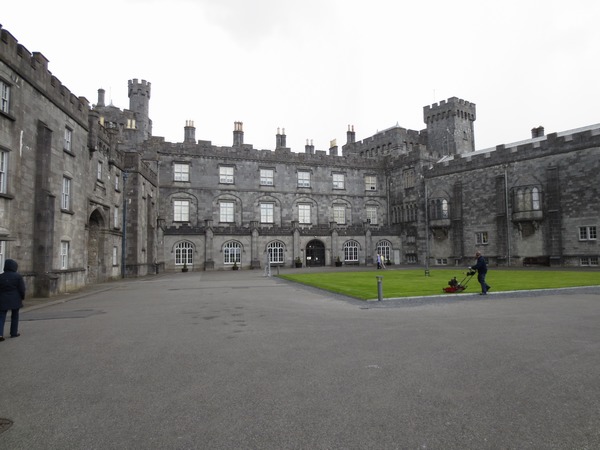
[[376, 276, 383, 301]]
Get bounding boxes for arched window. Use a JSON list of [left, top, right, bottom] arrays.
[[343, 240, 359, 262], [175, 241, 193, 266], [267, 241, 284, 264], [223, 241, 241, 265], [376, 240, 391, 262], [442, 199, 449, 218]]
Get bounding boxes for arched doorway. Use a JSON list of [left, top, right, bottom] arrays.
[[87, 209, 105, 284], [306, 240, 325, 267]]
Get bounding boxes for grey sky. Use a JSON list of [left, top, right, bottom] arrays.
[[3, 0, 599, 152]]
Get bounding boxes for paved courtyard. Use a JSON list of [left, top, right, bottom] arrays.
[[1, 269, 599, 449]]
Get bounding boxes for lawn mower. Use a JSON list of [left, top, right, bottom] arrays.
[[443, 270, 476, 293]]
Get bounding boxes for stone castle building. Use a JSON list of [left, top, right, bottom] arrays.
[[0, 25, 598, 297]]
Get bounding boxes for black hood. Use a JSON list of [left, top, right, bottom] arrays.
[[3, 259, 18, 272]]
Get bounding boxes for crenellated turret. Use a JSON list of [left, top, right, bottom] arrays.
[[128, 78, 152, 142], [423, 97, 476, 155]]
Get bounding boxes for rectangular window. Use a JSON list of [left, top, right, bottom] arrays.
[[115, 173, 120, 191], [579, 226, 597, 241], [219, 166, 234, 184], [0, 240, 5, 273], [476, 231, 489, 245], [0, 150, 7, 194], [97, 161, 103, 180], [174, 163, 190, 182], [62, 177, 71, 210], [173, 200, 190, 222], [366, 206, 378, 225], [0, 80, 10, 114], [114, 207, 119, 229], [435, 258, 448, 265], [299, 204, 311, 224], [64, 127, 72, 152], [333, 173, 345, 190], [298, 171, 311, 188], [220, 201, 234, 223], [403, 169, 416, 188], [260, 203, 274, 223], [333, 205, 346, 224], [365, 175, 377, 191], [260, 169, 274, 186], [60, 241, 69, 269], [112, 246, 118, 266]]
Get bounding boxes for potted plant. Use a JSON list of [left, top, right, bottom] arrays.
[[232, 261, 239, 270], [335, 256, 343, 267], [295, 257, 302, 268], [182, 262, 189, 272]]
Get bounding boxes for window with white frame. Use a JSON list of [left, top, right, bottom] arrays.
[[0, 80, 10, 114], [436, 258, 448, 265], [61, 177, 71, 210], [579, 226, 597, 241], [333, 173, 345, 190], [114, 206, 119, 229], [219, 166, 234, 184], [115, 173, 120, 191], [580, 256, 599, 266], [267, 241, 284, 264], [260, 203, 274, 223], [173, 200, 190, 222], [174, 163, 190, 182], [365, 175, 377, 191], [297, 171, 311, 188], [112, 246, 118, 266], [366, 206, 378, 225], [175, 241, 194, 266], [220, 201, 234, 223], [376, 240, 391, 262], [223, 241, 241, 264], [0, 150, 7, 194], [343, 240, 359, 262], [476, 231, 489, 245], [60, 241, 69, 269], [97, 161, 103, 180], [64, 127, 72, 152], [260, 169, 274, 186], [333, 205, 346, 224], [299, 204, 311, 224]]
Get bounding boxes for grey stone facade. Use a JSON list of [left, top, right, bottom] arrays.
[[0, 25, 597, 298], [0, 26, 157, 297]]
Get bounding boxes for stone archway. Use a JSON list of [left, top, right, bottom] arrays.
[[306, 239, 325, 267], [87, 209, 105, 284]]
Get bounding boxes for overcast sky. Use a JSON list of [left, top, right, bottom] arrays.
[[3, 0, 599, 152]]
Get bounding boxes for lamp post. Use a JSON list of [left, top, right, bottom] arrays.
[[121, 171, 129, 278]]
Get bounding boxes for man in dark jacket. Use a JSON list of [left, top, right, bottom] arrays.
[[470, 251, 491, 295], [0, 259, 26, 340]]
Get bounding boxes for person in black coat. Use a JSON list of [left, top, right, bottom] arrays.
[[0, 259, 26, 340], [470, 251, 491, 295]]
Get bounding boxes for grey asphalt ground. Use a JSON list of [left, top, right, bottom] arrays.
[[1, 269, 599, 449]]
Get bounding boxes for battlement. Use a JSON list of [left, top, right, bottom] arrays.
[[423, 96, 476, 123], [428, 123, 600, 176], [0, 25, 89, 128], [128, 78, 151, 99]]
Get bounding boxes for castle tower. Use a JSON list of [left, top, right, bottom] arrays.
[[233, 121, 244, 147], [423, 97, 476, 155], [276, 127, 287, 149], [128, 79, 152, 142], [184, 120, 196, 143]]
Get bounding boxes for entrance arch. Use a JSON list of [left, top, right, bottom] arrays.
[[305, 239, 325, 267], [87, 209, 106, 284]]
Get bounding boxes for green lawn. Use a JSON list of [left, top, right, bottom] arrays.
[[279, 268, 600, 300]]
